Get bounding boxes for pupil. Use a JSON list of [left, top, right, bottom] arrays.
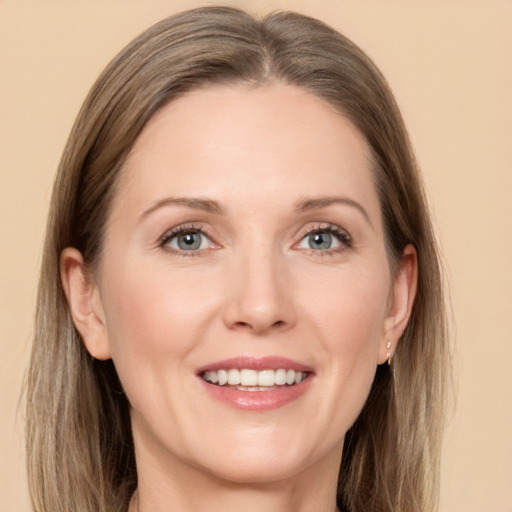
[[178, 232, 200, 250], [310, 232, 331, 250]]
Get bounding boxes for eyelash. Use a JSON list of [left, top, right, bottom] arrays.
[[159, 223, 213, 258], [159, 222, 352, 257], [296, 223, 352, 256]]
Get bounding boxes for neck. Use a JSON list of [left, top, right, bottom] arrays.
[[128, 440, 342, 512], [130, 487, 341, 512], [130, 481, 341, 512]]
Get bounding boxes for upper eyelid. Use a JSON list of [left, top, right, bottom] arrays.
[[295, 223, 351, 240]]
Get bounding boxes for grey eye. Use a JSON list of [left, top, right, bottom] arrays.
[[178, 232, 201, 250], [296, 228, 347, 252], [167, 231, 210, 251], [307, 232, 333, 250]]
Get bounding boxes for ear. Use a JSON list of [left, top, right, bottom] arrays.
[[60, 247, 111, 360], [378, 244, 418, 364]]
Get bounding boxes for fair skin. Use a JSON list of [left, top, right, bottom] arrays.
[[61, 83, 417, 512]]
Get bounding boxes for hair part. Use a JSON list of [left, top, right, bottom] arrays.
[[26, 6, 450, 512]]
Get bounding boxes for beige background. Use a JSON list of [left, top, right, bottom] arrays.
[[1, 1, 511, 511]]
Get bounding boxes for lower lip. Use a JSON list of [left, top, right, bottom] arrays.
[[199, 376, 313, 411]]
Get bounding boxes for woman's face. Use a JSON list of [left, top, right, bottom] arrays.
[[66, 83, 415, 486]]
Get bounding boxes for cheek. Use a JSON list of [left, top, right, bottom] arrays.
[[99, 260, 219, 394], [104, 257, 212, 335], [302, 261, 390, 348], [299, 263, 390, 409]]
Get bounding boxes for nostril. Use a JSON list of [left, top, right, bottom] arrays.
[[230, 318, 288, 333], [233, 321, 251, 329]]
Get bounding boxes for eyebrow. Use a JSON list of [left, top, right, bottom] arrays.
[[139, 195, 372, 227], [139, 197, 225, 222], [295, 196, 373, 227]]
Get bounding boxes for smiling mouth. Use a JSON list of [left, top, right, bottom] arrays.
[[201, 368, 310, 391]]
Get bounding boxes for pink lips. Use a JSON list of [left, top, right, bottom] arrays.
[[197, 356, 314, 411], [196, 356, 314, 374]]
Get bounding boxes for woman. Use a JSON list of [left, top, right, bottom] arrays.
[[25, 6, 449, 512]]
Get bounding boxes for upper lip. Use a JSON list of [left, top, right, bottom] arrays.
[[196, 356, 314, 374]]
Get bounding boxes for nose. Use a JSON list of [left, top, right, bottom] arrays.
[[222, 248, 296, 335]]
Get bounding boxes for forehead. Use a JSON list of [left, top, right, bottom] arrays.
[[113, 83, 380, 222]]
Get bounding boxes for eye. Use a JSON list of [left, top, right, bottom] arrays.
[[296, 225, 351, 252], [298, 231, 341, 251], [161, 227, 214, 252]]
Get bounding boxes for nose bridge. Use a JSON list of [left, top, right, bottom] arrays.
[[223, 234, 295, 333]]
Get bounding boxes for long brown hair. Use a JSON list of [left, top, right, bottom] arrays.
[[26, 6, 450, 512]]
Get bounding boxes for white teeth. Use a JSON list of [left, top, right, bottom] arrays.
[[202, 368, 307, 388], [227, 369, 240, 385], [234, 385, 277, 392], [258, 369, 275, 387], [275, 368, 287, 385], [217, 369, 228, 386], [240, 369, 258, 386]]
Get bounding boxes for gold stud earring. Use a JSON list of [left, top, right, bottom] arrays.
[[386, 340, 392, 365]]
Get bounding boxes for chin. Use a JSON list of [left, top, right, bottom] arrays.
[[201, 456, 307, 486], [187, 433, 330, 486]]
